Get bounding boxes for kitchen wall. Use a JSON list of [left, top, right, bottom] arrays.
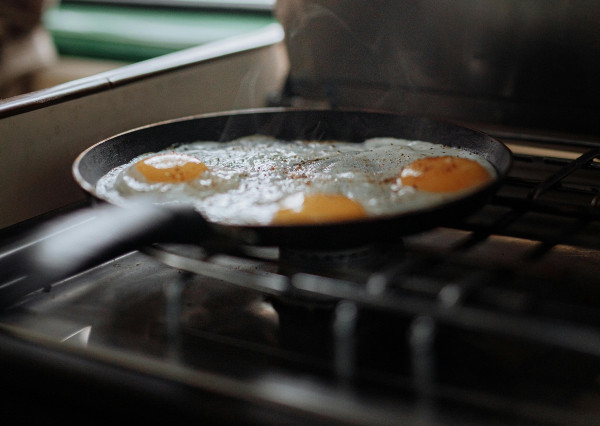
[[0, 25, 288, 229]]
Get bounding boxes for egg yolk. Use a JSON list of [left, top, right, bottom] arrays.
[[136, 153, 208, 183], [400, 156, 491, 192], [272, 194, 367, 224]]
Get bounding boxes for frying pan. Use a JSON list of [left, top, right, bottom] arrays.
[[6, 108, 511, 305], [74, 108, 511, 245]]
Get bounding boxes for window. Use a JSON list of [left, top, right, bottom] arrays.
[[44, 0, 277, 62]]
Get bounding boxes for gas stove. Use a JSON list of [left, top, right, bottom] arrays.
[[2, 3, 600, 423], [2, 127, 600, 425]]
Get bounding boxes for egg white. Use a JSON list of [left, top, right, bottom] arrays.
[[95, 135, 496, 225]]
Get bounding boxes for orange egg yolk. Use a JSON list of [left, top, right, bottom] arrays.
[[135, 153, 208, 183], [400, 156, 491, 192], [272, 194, 367, 224]]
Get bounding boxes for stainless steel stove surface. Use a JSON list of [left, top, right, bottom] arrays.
[[2, 127, 600, 425]]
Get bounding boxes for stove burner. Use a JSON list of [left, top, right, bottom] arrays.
[[279, 242, 403, 274], [280, 244, 374, 264]]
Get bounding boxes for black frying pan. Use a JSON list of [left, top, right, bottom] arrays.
[[5, 108, 511, 305], [73, 108, 511, 247]]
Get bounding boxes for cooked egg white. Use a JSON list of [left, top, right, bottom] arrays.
[[95, 135, 496, 225]]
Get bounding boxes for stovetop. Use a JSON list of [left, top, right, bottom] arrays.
[[2, 128, 600, 425]]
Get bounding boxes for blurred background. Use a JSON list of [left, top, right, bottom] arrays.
[[0, 0, 276, 98]]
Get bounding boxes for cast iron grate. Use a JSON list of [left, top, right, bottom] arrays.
[[2, 131, 600, 425], [140, 131, 600, 424]]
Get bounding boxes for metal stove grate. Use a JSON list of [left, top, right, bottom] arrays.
[[135, 130, 600, 424], [2, 130, 600, 425]]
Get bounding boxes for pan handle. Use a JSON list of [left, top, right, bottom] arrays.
[[0, 203, 210, 308]]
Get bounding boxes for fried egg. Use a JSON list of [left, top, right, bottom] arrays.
[[96, 136, 495, 225], [135, 153, 208, 183], [272, 193, 368, 224], [399, 156, 491, 192]]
